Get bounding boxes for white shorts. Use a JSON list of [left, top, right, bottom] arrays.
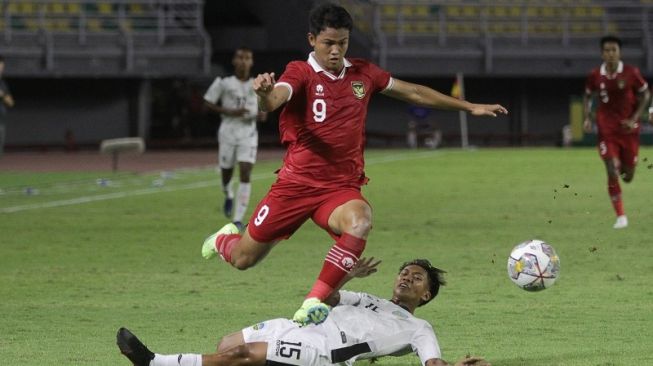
[[218, 122, 258, 168], [242, 318, 333, 366]]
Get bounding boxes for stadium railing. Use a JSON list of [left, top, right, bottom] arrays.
[[0, 0, 210, 77], [339, 0, 653, 76]]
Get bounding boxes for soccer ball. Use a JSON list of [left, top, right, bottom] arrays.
[[507, 239, 560, 291]]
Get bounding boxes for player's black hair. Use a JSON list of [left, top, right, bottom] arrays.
[[308, 3, 353, 35], [399, 259, 446, 306], [234, 47, 253, 55], [600, 35, 622, 49]]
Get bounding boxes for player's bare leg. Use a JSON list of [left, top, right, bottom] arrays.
[[216, 331, 245, 352], [221, 167, 235, 218], [604, 158, 627, 229], [233, 161, 254, 231], [203, 225, 278, 270], [294, 199, 372, 325], [202, 342, 267, 366], [620, 164, 635, 183], [117, 327, 267, 366]]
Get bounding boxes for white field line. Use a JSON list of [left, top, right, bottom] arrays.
[[1, 150, 450, 214]]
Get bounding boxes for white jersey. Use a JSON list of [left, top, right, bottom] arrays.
[[242, 290, 441, 366], [322, 290, 442, 365], [204, 75, 258, 143]]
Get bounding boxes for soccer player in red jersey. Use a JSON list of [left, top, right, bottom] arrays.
[[202, 3, 508, 325], [583, 35, 650, 229]]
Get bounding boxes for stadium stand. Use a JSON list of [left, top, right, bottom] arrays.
[[0, 0, 210, 76], [339, 0, 652, 76]]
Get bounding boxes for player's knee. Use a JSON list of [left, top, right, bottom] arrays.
[[348, 216, 372, 237]]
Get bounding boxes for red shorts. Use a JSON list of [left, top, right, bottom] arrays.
[[597, 133, 639, 168], [246, 180, 368, 243]]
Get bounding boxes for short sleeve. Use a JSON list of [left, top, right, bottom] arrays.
[[411, 322, 441, 365], [204, 77, 223, 104], [366, 62, 392, 93], [277, 61, 307, 102], [631, 67, 648, 93], [584, 72, 596, 95], [337, 290, 363, 306]]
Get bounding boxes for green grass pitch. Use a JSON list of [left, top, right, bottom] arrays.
[[1, 147, 652, 365]]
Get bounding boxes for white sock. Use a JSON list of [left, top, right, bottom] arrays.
[[152, 353, 202, 366], [233, 182, 251, 222], [222, 180, 234, 199]]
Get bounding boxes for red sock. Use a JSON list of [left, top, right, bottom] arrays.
[[306, 233, 366, 301], [215, 234, 240, 263], [608, 176, 625, 216]]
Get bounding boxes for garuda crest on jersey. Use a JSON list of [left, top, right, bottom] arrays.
[[617, 79, 626, 89], [351, 81, 366, 99]]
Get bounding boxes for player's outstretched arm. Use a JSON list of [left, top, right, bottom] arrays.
[[323, 257, 382, 307], [381, 79, 507, 117], [254, 72, 290, 113], [426, 356, 492, 366]]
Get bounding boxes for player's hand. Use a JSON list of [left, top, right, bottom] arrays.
[[454, 356, 491, 366], [226, 108, 249, 117], [583, 118, 593, 133], [620, 118, 639, 132], [348, 257, 381, 278], [469, 104, 508, 117], [254, 72, 276, 97]]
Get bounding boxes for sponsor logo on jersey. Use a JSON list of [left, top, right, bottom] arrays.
[[252, 322, 266, 330], [351, 81, 365, 99], [617, 79, 625, 89]]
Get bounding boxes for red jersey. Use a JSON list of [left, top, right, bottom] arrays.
[[275, 53, 392, 188], [585, 62, 648, 136]]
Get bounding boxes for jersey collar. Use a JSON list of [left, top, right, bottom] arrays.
[[308, 52, 352, 80], [600, 61, 624, 78]]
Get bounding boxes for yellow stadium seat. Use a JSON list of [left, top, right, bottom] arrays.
[[509, 7, 521, 17], [573, 7, 588, 17], [540, 7, 555, 17], [87, 18, 103, 32], [129, 4, 144, 14], [589, 6, 604, 17], [526, 7, 538, 17], [98, 2, 113, 15], [462, 6, 477, 17], [400, 5, 413, 16], [50, 3, 65, 14], [382, 5, 397, 17], [67, 3, 81, 14], [415, 5, 429, 17], [446, 6, 461, 17]]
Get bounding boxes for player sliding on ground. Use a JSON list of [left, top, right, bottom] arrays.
[[201, 3, 508, 326], [117, 258, 491, 366]]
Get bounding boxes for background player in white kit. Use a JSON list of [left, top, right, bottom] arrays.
[[204, 47, 267, 229], [117, 258, 491, 366]]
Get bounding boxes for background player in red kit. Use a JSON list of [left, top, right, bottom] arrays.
[[583, 35, 650, 229], [202, 3, 508, 325]]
